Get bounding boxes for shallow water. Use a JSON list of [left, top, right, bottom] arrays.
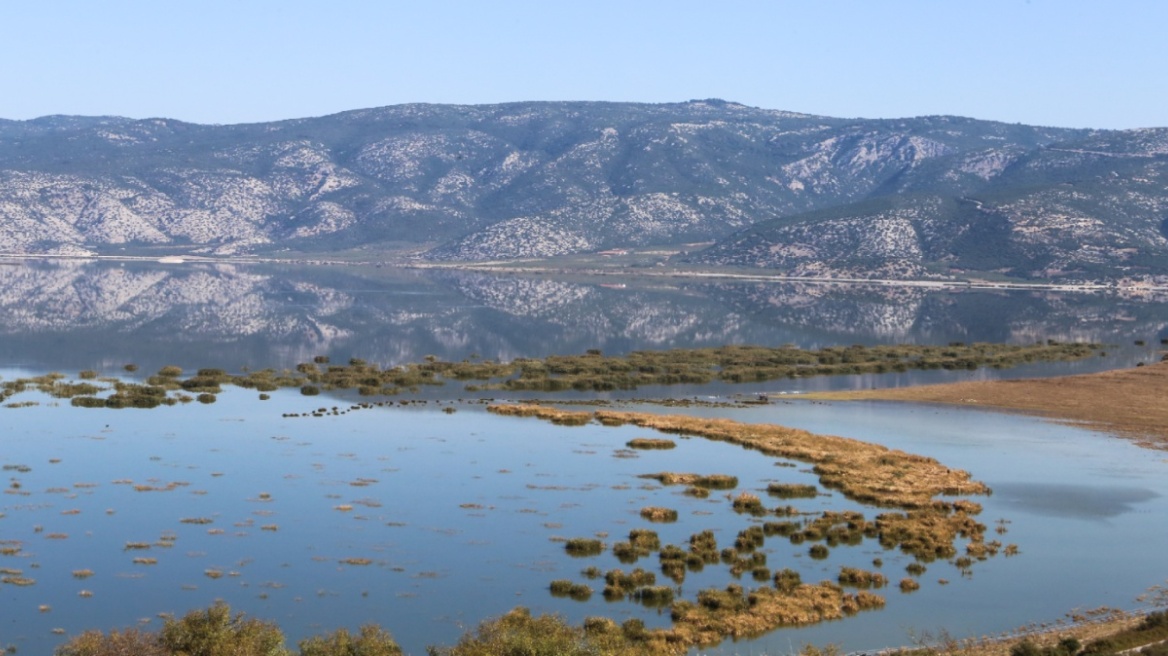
[[2, 381, 1166, 655], [2, 260, 1167, 654], [649, 401, 1168, 654]]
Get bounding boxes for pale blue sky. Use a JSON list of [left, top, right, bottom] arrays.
[[2, 0, 1164, 129]]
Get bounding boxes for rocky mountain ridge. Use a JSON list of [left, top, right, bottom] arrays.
[[2, 101, 1166, 280]]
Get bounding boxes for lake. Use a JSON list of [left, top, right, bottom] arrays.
[[1, 259, 1166, 655]]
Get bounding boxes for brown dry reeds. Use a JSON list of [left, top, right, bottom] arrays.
[[661, 581, 885, 647], [581, 410, 989, 508], [487, 404, 592, 426]]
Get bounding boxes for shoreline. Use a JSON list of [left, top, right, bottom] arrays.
[[3, 252, 1168, 295], [798, 361, 1168, 450]]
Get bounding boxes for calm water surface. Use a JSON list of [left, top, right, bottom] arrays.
[[1, 260, 1167, 654], [2, 382, 1165, 655]]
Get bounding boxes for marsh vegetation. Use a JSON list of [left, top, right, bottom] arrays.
[[481, 402, 1015, 652], [0, 341, 1104, 410], [2, 338, 1161, 656]]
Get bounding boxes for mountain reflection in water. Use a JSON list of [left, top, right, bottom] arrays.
[[0, 259, 1164, 375]]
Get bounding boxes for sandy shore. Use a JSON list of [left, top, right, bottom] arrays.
[[801, 361, 1168, 450]]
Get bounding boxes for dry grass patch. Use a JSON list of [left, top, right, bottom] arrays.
[[488, 403, 592, 426], [563, 410, 989, 507], [639, 507, 679, 522], [639, 472, 738, 489], [660, 582, 884, 648], [627, 438, 677, 449]]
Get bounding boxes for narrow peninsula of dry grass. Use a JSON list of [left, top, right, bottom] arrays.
[[803, 361, 1168, 450]]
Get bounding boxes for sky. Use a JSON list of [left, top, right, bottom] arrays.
[[1, 0, 1165, 129]]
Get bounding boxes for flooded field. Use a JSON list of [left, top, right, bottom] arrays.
[[2, 261, 1166, 654], [3, 377, 1165, 655]]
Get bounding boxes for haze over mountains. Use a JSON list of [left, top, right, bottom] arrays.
[[2, 100, 1166, 281]]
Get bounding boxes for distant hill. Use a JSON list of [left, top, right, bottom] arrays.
[[1, 101, 1166, 281]]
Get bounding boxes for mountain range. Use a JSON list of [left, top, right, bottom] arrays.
[[2, 100, 1166, 281]]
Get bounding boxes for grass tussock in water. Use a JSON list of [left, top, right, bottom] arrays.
[[639, 472, 738, 489], [767, 482, 819, 499], [626, 438, 676, 450], [639, 506, 679, 522], [563, 538, 605, 557]]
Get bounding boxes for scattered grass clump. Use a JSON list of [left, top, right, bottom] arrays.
[[731, 492, 766, 516], [339, 558, 374, 566], [632, 585, 674, 607], [563, 538, 604, 557], [612, 529, 660, 562], [549, 580, 593, 601], [838, 567, 887, 588], [637, 472, 736, 489], [626, 438, 676, 450], [639, 507, 678, 522], [767, 482, 818, 499], [601, 568, 657, 598]]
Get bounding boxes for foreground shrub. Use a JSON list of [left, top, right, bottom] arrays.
[[426, 607, 596, 656], [56, 610, 408, 656], [158, 602, 288, 656], [298, 625, 402, 656], [55, 628, 167, 656]]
